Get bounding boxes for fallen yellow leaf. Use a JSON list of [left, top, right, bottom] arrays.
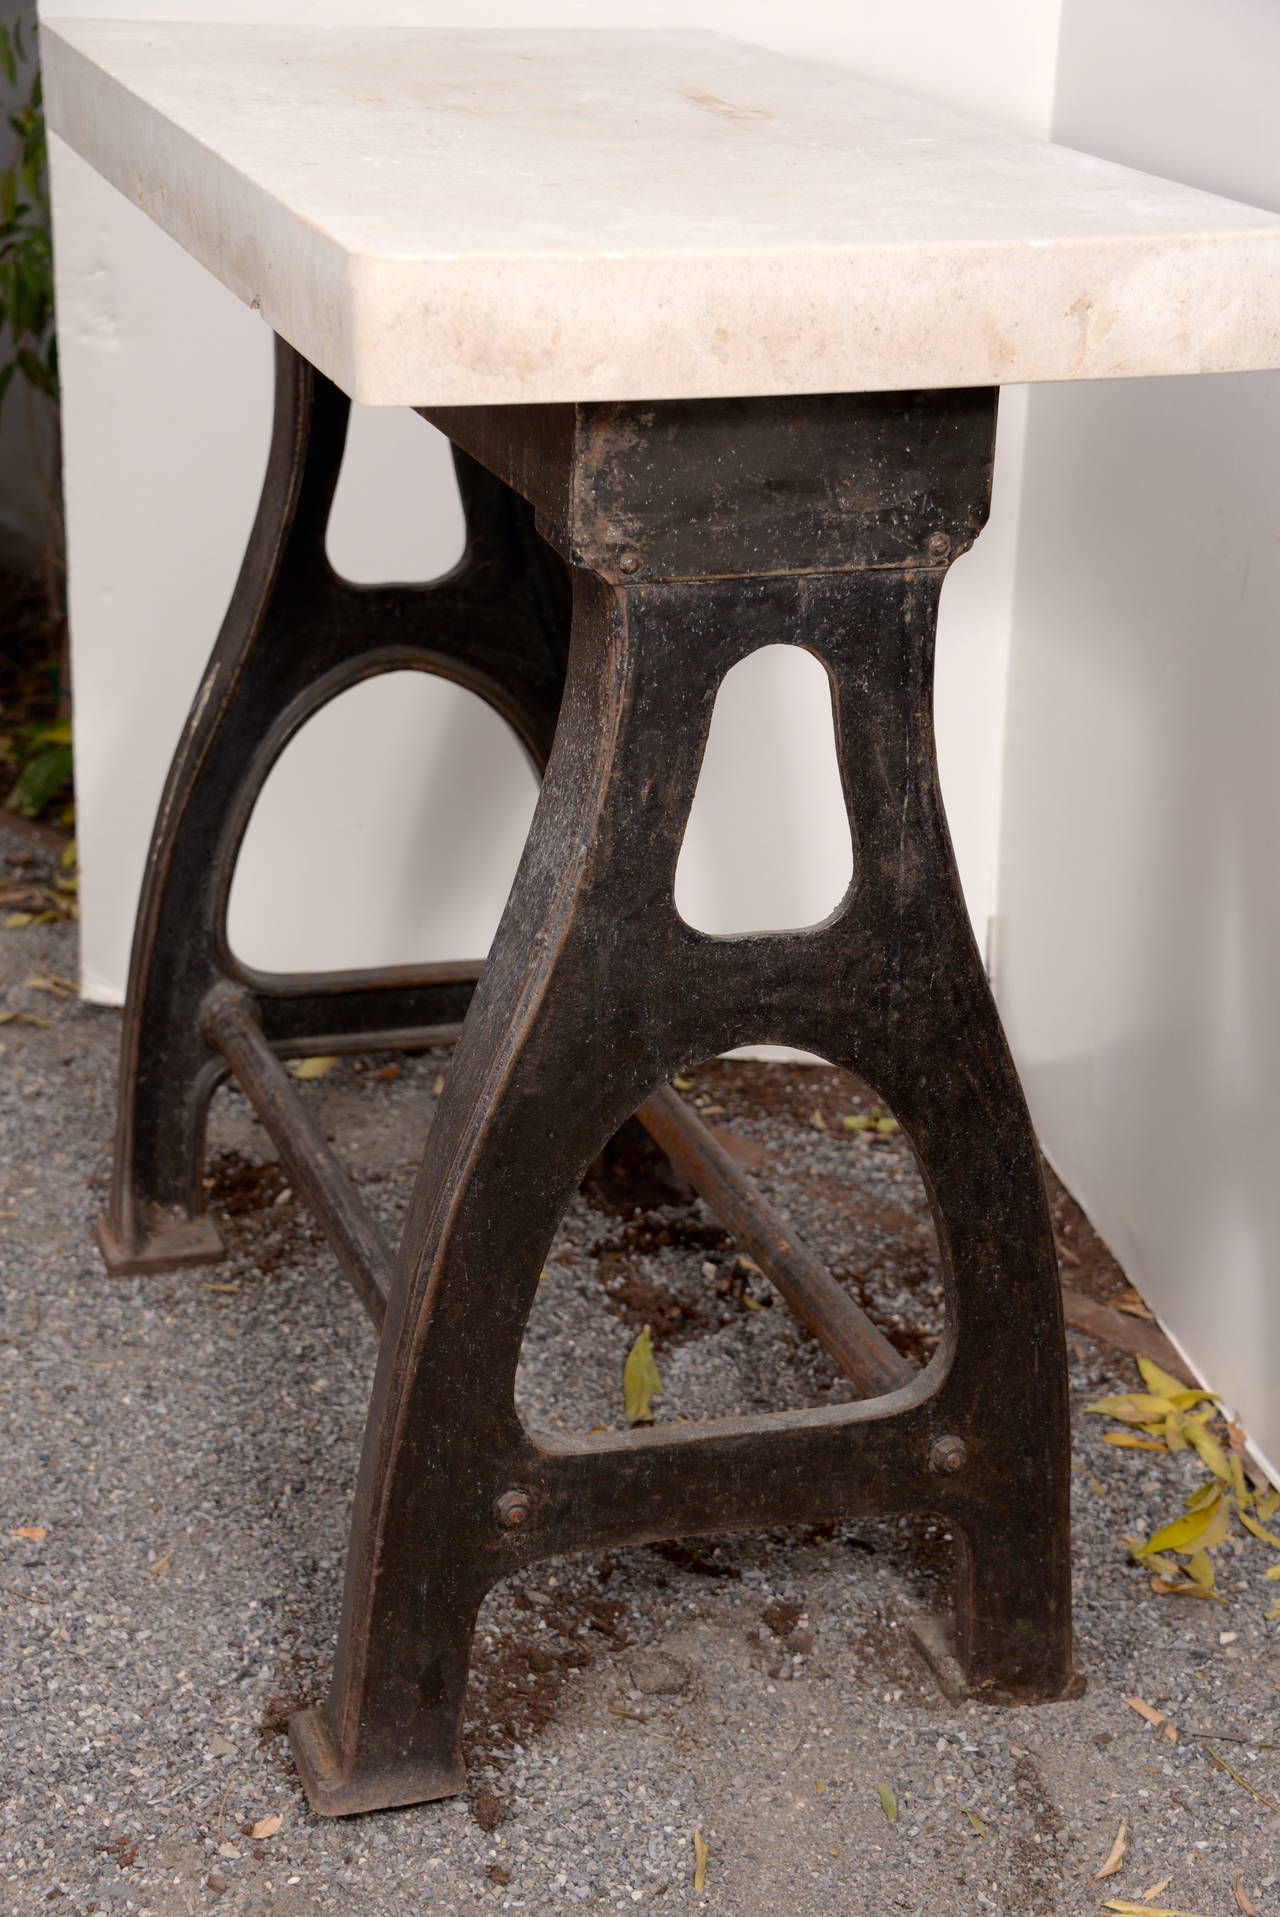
[[1104, 1433, 1166, 1451], [692, 1830, 708, 1892], [1184, 1421, 1232, 1483], [623, 1325, 661, 1426], [1140, 1492, 1228, 1558], [1185, 1550, 1216, 1592], [250, 1814, 283, 1840], [1101, 1904, 1209, 1917], [12, 1526, 45, 1541], [1140, 1878, 1173, 1905], [291, 1054, 338, 1080], [1240, 1508, 1280, 1550], [22, 973, 75, 996], [1234, 1881, 1261, 1917], [1087, 1393, 1178, 1423], [875, 1781, 898, 1825], [1091, 1815, 1128, 1879], [1149, 1576, 1225, 1603], [1138, 1357, 1189, 1398]]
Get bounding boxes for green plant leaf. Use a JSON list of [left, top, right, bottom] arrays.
[[875, 1782, 898, 1825], [5, 743, 72, 819]]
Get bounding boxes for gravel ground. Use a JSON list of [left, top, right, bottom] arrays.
[[2, 827, 1280, 1917]]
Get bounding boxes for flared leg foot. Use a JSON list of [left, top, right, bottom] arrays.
[[289, 1704, 467, 1818], [95, 1206, 226, 1276]]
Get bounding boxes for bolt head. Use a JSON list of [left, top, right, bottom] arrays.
[[497, 1489, 532, 1527], [929, 1435, 967, 1475], [618, 550, 641, 575], [926, 532, 951, 559]]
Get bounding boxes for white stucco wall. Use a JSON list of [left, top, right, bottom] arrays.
[[999, 0, 1280, 1469], [46, 0, 1063, 1004]]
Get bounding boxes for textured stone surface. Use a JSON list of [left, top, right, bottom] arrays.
[[43, 21, 1280, 405]]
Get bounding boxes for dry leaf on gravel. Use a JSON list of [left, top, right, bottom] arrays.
[[1140, 1879, 1173, 1905], [1234, 1882, 1260, 1916], [23, 973, 74, 996], [249, 1814, 283, 1840], [1087, 1393, 1182, 1425], [1239, 1508, 1280, 1550], [875, 1782, 898, 1825], [147, 1549, 175, 1580], [1101, 1904, 1208, 1917], [12, 1525, 45, 1540], [623, 1325, 661, 1425], [1149, 1576, 1224, 1604], [1124, 1696, 1169, 1729], [1091, 1816, 1128, 1879], [692, 1830, 708, 1892], [291, 1054, 338, 1080]]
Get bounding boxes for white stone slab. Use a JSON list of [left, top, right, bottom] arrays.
[[42, 20, 1280, 406]]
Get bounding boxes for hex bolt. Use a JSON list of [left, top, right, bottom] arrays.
[[496, 1489, 532, 1527], [929, 1434, 967, 1475], [618, 550, 641, 575], [926, 532, 951, 559]]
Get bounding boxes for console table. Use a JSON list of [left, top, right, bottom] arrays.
[[43, 20, 1280, 1818]]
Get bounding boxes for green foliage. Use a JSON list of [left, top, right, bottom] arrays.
[[0, 11, 56, 419], [5, 716, 71, 817]]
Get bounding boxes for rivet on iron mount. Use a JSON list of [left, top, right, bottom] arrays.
[[496, 1489, 532, 1527], [618, 550, 641, 575], [929, 1435, 967, 1475], [926, 532, 951, 559]]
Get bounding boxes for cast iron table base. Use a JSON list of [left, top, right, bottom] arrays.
[[98, 338, 1082, 1816]]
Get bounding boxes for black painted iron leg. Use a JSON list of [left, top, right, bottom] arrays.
[[100, 361, 1079, 1816], [98, 340, 568, 1274], [98, 343, 340, 1273], [290, 522, 1078, 1815]]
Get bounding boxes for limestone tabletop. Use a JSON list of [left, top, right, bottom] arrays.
[[41, 19, 1280, 408]]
